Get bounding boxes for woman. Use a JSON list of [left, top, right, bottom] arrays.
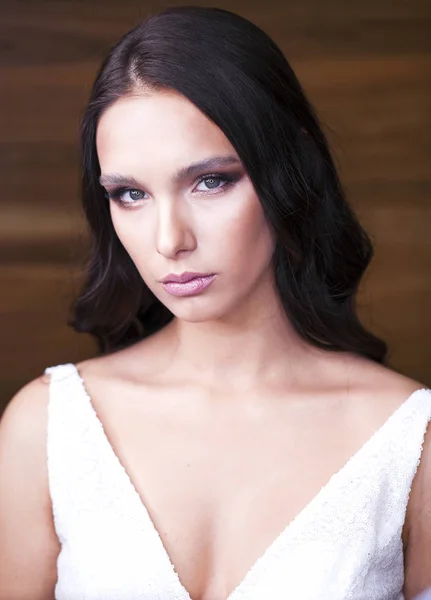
[[0, 6, 430, 600]]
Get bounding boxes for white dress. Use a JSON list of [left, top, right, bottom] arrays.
[[44, 363, 431, 600]]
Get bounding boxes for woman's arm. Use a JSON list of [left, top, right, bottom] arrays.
[[0, 378, 60, 600], [404, 421, 431, 599]]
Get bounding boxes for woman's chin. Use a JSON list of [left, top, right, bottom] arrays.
[[162, 298, 230, 324]]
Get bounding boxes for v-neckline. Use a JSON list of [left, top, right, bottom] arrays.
[[69, 364, 428, 600]]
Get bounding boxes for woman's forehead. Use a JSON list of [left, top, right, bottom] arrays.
[[97, 92, 221, 142], [96, 93, 236, 175]]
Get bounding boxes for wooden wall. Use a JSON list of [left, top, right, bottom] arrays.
[[1, 0, 430, 410]]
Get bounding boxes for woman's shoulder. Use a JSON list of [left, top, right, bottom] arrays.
[[0, 363, 82, 483], [339, 353, 429, 417], [74, 332, 172, 385], [1, 373, 51, 441], [0, 373, 53, 492], [0, 375, 60, 599]]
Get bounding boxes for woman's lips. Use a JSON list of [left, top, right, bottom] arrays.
[[161, 274, 216, 296]]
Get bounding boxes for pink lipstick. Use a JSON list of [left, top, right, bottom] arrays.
[[161, 273, 216, 297]]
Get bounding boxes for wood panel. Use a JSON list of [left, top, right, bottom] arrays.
[[1, 0, 430, 409]]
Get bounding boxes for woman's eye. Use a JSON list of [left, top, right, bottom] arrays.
[[107, 188, 146, 206], [195, 176, 227, 192], [122, 189, 145, 202]]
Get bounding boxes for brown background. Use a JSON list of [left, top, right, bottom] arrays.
[[1, 0, 430, 412]]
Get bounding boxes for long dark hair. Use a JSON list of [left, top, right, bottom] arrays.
[[69, 5, 388, 364]]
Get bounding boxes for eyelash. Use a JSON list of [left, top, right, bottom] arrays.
[[104, 173, 239, 208]]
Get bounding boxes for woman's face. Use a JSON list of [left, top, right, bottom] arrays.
[[96, 90, 276, 323]]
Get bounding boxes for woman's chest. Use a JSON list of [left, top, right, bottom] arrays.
[[74, 394, 399, 599]]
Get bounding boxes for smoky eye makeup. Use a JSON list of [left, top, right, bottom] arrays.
[[103, 170, 244, 209]]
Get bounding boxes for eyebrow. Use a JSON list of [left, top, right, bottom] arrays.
[[99, 155, 242, 188]]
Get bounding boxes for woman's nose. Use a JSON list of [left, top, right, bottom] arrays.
[[155, 199, 196, 259]]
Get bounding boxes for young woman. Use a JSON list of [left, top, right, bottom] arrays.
[[0, 6, 430, 600]]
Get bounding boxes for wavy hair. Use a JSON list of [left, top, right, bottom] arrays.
[[69, 5, 388, 363]]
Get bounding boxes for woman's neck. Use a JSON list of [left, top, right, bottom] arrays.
[[159, 304, 322, 393]]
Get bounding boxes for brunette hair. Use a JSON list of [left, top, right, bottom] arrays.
[[69, 5, 388, 363]]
